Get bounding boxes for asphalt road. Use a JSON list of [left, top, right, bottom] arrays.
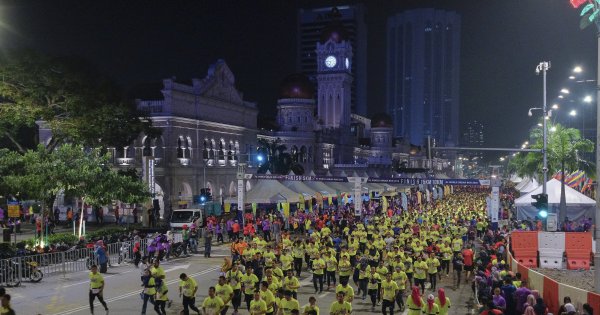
[[6, 244, 476, 315]]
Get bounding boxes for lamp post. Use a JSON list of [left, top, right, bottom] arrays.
[[536, 62, 550, 195]]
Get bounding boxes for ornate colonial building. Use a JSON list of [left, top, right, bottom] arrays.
[[38, 12, 453, 218]]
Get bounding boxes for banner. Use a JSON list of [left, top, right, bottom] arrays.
[[382, 196, 388, 211], [252, 203, 257, 216], [7, 203, 19, 218], [248, 174, 489, 186], [316, 192, 323, 209], [282, 203, 290, 218], [224, 203, 231, 213], [298, 194, 305, 210]]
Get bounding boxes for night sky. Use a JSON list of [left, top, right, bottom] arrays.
[[0, 0, 596, 152]]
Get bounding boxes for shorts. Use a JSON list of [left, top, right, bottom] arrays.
[[464, 265, 473, 271]]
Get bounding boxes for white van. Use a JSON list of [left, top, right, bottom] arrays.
[[169, 208, 203, 230]]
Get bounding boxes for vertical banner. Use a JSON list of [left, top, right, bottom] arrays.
[[298, 194, 305, 210], [491, 185, 500, 230], [315, 192, 323, 209], [282, 203, 290, 218], [224, 203, 231, 213], [252, 203, 257, 216], [236, 163, 246, 219]]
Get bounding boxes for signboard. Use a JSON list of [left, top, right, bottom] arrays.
[[7, 203, 19, 218], [491, 186, 499, 223], [142, 157, 156, 195], [248, 174, 489, 186]]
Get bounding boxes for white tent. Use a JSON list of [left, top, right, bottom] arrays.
[[515, 179, 595, 223], [238, 180, 300, 204], [509, 174, 523, 184], [516, 177, 539, 193]]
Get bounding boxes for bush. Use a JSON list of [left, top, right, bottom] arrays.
[[47, 232, 78, 246], [86, 227, 129, 240]]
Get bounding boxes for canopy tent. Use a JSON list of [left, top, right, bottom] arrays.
[[516, 177, 539, 193], [364, 183, 385, 193], [303, 181, 336, 197], [515, 179, 596, 223], [326, 181, 354, 194], [509, 174, 523, 184], [282, 180, 317, 198], [226, 179, 300, 204]]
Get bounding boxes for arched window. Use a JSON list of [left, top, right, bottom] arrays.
[[218, 139, 226, 166], [143, 137, 152, 157], [203, 139, 209, 160]]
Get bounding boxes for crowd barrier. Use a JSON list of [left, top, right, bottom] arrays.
[[0, 237, 149, 287], [511, 231, 593, 270], [508, 237, 600, 314]]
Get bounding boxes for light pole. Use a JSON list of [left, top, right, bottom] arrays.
[[536, 61, 550, 195]]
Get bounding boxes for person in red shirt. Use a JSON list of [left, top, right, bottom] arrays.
[[232, 220, 240, 240], [462, 246, 474, 282]]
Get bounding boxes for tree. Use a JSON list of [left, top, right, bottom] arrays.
[[510, 123, 594, 214], [256, 138, 305, 175], [0, 144, 150, 237], [0, 50, 159, 152]]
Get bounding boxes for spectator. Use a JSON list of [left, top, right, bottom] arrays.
[[492, 287, 506, 312], [583, 303, 594, 315], [533, 297, 548, 315], [515, 280, 531, 314], [558, 297, 576, 315]]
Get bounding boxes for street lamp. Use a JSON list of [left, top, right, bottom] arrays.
[[584, 95, 593, 103], [552, 104, 559, 110], [561, 88, 570, 94], [536, 61, 550, 195], [573, 66, 583, 73], [570, 109, 577, 116]]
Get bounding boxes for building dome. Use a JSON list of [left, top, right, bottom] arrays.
[[319, 7, 347, 44], [279, 73, 315, 99], [371, 113, 393, 128]]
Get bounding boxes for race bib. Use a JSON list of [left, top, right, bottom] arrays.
[[91, 288, 101, 294]]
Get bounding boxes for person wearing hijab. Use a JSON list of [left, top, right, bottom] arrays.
[[533, 297, 548, 315], [522, 294, 536, 315], [582, 303, 594, 315], [492, 287, 506, 312], [406, 286, 424, 315], [422, 294, 440, 315], [435, 288, 450, 315]]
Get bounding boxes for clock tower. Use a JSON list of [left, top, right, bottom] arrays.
[[315, 18, 353, 129]]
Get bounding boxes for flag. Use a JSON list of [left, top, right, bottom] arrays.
[[252, 203, 257, 216], [566, 170, 584, 186], [553, 171, 564, 181], [224, 203, 231, 213], [315, 192, 323, 209], [282, 203, 290, 217], [298, 194, 305, 210], [582, 178, 594, 193], [382, 196, 388, 211]]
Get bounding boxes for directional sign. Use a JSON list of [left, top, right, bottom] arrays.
[[7, 203, 19, 218]]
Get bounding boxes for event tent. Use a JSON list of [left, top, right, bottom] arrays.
[[282, 180, 317, 197], [515, 179, 595, 223], [241, 180, 300, 204], [303, 181, 336, 197], [516, 177, 539, 193]]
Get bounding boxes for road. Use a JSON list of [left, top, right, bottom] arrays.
[[6, 243, 476, 315]]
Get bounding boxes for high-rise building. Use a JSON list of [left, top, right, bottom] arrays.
[[386, 9, 460, 147], [297, 5, 367, 116], [462, 120, 485, 147]]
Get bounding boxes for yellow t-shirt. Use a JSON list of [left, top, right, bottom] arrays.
[[335, 284, 354, 302], [215, 283, 233, 306], [250, 299, 267, 315], [312, 258, 325, 275], [201, 296, 224, 315], [422, 303, 440, 315], [179, 277, 197, 297], [435, 297, 451, 315], [89, 272, 104, 290], [283, 276, 300, 292], [381, 279, 399, 301], [241, 273, 259, 295], [260, 289, 275, 313], [279, 298, 300, 315], [329, 301, 352, 315], [413, 261, 427, 279], [302, 303, 320, 315]]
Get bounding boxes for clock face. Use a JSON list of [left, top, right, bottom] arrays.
[[325, 55, 337, 68], [345, 58, 350, 69]]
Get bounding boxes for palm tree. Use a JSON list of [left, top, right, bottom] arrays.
[[510, 123, 594, 214]]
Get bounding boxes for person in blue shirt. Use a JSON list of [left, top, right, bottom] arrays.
[[94, 241, 109, 273]]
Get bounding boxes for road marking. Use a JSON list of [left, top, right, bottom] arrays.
[[50, 266, 220, 315], [318, 291, 330, 298], [164, 263, 190, 273]]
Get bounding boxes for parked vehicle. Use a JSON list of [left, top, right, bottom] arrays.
[[169, 208, 203, 230], [12, 259, 43, 282]]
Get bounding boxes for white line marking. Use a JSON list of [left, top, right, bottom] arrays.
[[50, 266, 220, 315]]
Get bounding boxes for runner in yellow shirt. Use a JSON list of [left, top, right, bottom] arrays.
[[283, 270, 300, 299], [179, 272, 201, 315], [88, 265, 109, 315], [329, 292, 352, 315], [426, 254, 440, 290], [202, 286, 224, 315], [381, 273, 399, 315], [302, 296, 320, 315], [260, 281, 276, 315], [215, 276, 233, 314], [279, 290, 300, 315], [435, 288, 451, 315], [422, 294, 440, 315], [250, 290, 267, 315]]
